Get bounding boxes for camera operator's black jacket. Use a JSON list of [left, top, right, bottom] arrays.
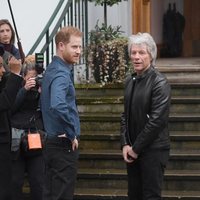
[[120, 66, 171, 154], [10, 87, 43, 131], [0, 73, 23, 143]]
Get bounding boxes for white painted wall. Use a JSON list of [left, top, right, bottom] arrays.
[[1, 0, 131, 55], [1, 0, 184, 54], [1, 0, 132, 83], [0, 0, 60, 54], [151, 0, 164, 44], [88, 0, 131, 37]]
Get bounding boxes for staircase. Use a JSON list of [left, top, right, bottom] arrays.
[[74, 58, 200, 200]]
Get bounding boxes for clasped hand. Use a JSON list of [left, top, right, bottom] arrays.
[[122, 145, 138, 163]]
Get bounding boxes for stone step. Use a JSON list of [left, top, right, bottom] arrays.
[[76, 83, 200, 97], [156, 58, 200, 68], [22, 187, 200, 200], [77, 96, 200, 105], [79, 131, 200, 151], [75, 168, 200, 191], [156, 58, 200, 78], [169, 113, 200, 131], [170, 96, 200, 113], [80, 113, 200, 131], [156, 66, 200, 84], [167, 76, 200, 83], [77, 96, 200, 114], [170, 131, 200, 139], [77, 97, 124, 113], [80, 130, 200, 137], [73, 188, 200, 200], [170, 131, 200, 150], [77, 96, 124, 105], [165, 150, 200, 170], [79, 149, 200, 171], [79, 131, 120, 150], [73, 59, 200, 200], [171, 83, 200, 96], [80, 113, 200, 121], [76, 84, 124, 97]]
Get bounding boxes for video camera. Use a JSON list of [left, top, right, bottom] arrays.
[[35, 53, 44, 75], [34, 53, 44, 90]]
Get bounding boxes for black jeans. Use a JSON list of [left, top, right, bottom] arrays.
[[43, 137, 79, 200], [127, 149, 170, 200], [11, 153, 44, 200], [0, 143, 12, 200]]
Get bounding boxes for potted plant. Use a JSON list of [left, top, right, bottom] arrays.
[[86, 0, 130, 84], [86, 21, 130, 84]]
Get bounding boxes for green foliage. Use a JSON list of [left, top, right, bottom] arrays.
[[86, 1, 130, 84], [88, 0, 123, 6], [86, 22, 130, 84], [89, 21, 124, 44]]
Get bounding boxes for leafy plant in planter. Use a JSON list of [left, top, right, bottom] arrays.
[[86, 0, 129, 84], [86, 22, 130, 84]]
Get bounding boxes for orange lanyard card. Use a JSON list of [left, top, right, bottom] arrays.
[[28, 132, 42, 149]]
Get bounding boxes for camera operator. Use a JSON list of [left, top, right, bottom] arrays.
[[0, 52, 23, 199], [10, 55, 44, 200]]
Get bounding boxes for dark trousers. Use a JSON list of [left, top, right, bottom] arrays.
[[0, 143, 11, 200], [127, 149, 169, 200], [11, 153, 44, 200], [43, 137, 79, 200]]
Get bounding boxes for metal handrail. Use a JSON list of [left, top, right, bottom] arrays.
[[27, 0, 65, 55], [40, 0, 73, 53], [28, 0, 88, 67]]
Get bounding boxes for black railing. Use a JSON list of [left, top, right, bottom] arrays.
[[28, 0, 88, 67]]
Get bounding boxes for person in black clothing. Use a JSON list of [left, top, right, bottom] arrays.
[[10, 56, 44, 200], [0, 52, 23, 200], [173, 4, 185, 57], [120, 32, 171, 200], [161, 3, 185, 57]]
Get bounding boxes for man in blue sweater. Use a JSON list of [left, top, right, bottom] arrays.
[[41, 26, 82, 200]]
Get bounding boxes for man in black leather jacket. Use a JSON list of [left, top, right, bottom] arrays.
[[120, 32, 171, 200]]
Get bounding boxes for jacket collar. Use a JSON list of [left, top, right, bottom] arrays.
[[132, 65, 154, 81]]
